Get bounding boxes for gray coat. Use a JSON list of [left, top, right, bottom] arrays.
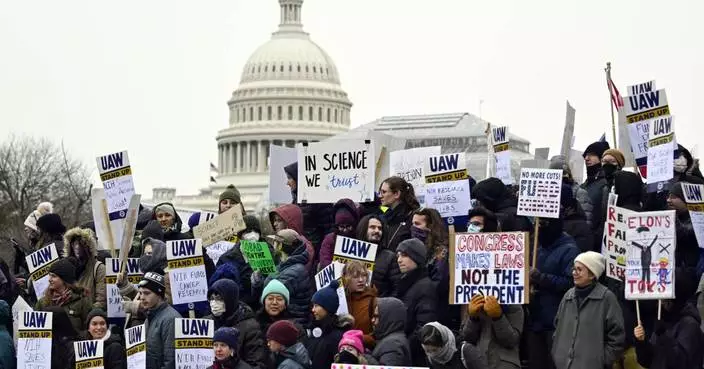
[[552, 283, 625, 369], [371, 297, 412, 366], [571, 183, 594, 228], [461, 304, 523, 369], [277, 342, 311, 369], [145, 302, 181, 369]]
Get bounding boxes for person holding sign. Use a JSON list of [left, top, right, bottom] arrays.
[[44, 306, 79, 369], [378, 177, 419, 251], [319, 198, 360, 269], [63, 227, 107, 310], [138, 271, 180, 369], [667, 181, 704, 272], [356, 214, 400, 298], [35, 257, 92, 333], [219, 184, 247, 215], [472, 178, 531, 233], [81, 309, 126, 369], [552, 251, 625, 369], [207, 327, 253, 369], [269, 205, 316, 273]]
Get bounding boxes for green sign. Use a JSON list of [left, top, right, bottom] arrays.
[[240, 241, 276, 275]]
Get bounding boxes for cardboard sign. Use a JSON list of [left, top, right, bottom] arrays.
[[204, 241, 235, 266], [625, 210, 676, 300], [297, 140, 375, 204], [451, 232, 529, 305], [175, 319, 214, 369], [105, 258, 142, 318], [240, 241, 276, 275], [424, 153, 469, 183], [25, 243, 60, 298], [125, 324, 146, 369], [646, 115, 675, 190], [192, 204, 246, 247], [389, 146, 442, 205], [269, 145, 298, 204], [17, 311, 52, 369], [96, 150, 135, 221], [492, 126, 513, 185], [517, 168, 563, 219], [74, 340, 104, 369], [167, 239, 208, 305], [682, 183, 704, 249], [602, 199, 631, 281], [313, 261, 349, 315]]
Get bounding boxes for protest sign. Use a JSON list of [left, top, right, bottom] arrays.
[[17, 311, 52, 369], [646, 115, 675, 191], [389, 146, 442, 205], [314, 261, 349, 315], [119, 195, 141, 264], [74, 340, 104, 369], [331, 363, 429, 369], [492, 126, 513, 185], [11, 296, 32, 349], [682, 183, 704, 248], [25, 243, 60, 298], [91, 188, 115, 251], [105, 258, 142, 318], [332, 236, 378, 276], [167, 239, 208, 305], [240, 240, 276, 275], [205, 241, 235, 266], [602, 199, 631, 281], [96, 150, 136, 249], [192, 204, 246, 247], [560, 101, 576, 159], [424, 153, 469, 183], [125, 325, 146, 369], [516, 168, 563, 218], [175, 318, 214, 369], [451, 232, 528, 305], [269, 145, 298, 204], [425, 180, 471, 218], [297, 140, 375, 203], [623, 81, 670, 177], [625, 210, 676, 300]]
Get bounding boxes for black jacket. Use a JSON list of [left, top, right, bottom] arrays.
[[206, 300, 269, 369], [394, 267, 438, 367], [382, 203, 414, 252], [303, 315, 352, 369], [372, 248, 401, 297], [635, 303, 703, 369]]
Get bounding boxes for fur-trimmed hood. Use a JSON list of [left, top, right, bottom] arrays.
[[63, 227, 98, 259]]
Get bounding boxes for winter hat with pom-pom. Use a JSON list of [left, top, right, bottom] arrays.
[[312, 280, 340, 314]]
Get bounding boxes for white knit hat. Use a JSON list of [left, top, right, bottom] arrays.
[[574, 251, 605, 278], [24, 202, 54, 231]]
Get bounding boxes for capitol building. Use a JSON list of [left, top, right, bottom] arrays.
[[148, 0, 533, 214]]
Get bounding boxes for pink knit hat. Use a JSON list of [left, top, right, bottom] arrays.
[[338, 330, 364, 354]]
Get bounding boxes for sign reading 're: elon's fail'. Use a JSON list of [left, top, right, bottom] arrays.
[[297, 140, 375, 204]]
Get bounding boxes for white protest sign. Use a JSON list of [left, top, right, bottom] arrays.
[[11, 296, 32, 349], [492, 126, 513, 185], [625, 210, 676, 300], [74, 340, 104, 369], [602, 200, 631, 281], [125, 324, 146, 369], [91, 188, 117, 251], [192, 204, 246, 247], [297, 140, 375, 204], [205, 241, 235, 266], [424, 153, 469, 184], [167, 239, 208, 305], [96, 150, 136, 249], [331, 364, 428, 369], [105, 258, 142, 318], [389, 146, 442, 205], [314, 261, 349, 315], [17, 311, 52, 369], [332, 236, 378, 274], [647, 115, 675, 187], [425, 180, 471, 218], [269, 145, 298, 204], [452, 232, 529, 305], [25, 243, 60, 298], [682, 183, 704, 249], [560, 101, 576, 159], [516, 168, 563, 219], [175, 318, 214, 369], [623, 81, 670, 177]]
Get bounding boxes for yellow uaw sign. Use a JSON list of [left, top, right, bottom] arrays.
[[175, 318, 215, 367], [175, 338, 213, 349], [649, 133, 674, 147], [76, 358, 104, 369], [74, 340, 104, 369], [99, 167, 132, 181], [493, 143, 509, 153], [126, 342, 146, 356], [424, 153, 469, 184], [687, 204, 704, 212], [167, 256, 205, 269], [18, 330, 51, 339]]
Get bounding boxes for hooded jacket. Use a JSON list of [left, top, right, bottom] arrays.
[[269, 205, 315, 273], [215, 244, 256, 310], [275, 342, 311, 369], [0, 301, 15, 369], [63, 228, 106, 309], [462, 303, 523, 369], [303, 314, 353, 369], [371, 297, 411, 366], [151, 202, 186, 242], [319, 199, 360, 269], [145, 301, 180, 369], [206, 280, 269, 369], [394, 267, 438, 367], [561, 200, 594, 253], [264, 244, 315, 325]]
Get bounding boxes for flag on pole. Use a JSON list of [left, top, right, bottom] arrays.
[[599, 133, 607, 142], [607, 77, 624, 109], [209, 163, 219, 173]]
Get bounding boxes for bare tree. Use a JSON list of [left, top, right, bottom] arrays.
[[0, 135, 93, 259]]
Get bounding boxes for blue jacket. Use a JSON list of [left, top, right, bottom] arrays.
[[529, 233, 580, 332], [145, 302, 181, 369], [264, 245, 314, 326], [0, 301, 15, 369]]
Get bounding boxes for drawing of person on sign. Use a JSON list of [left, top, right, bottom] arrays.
[[631, 226, 655, 284]]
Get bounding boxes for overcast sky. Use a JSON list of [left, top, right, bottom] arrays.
[[1, 0, 701, 197]]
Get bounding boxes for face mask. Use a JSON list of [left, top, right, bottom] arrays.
[[210, 300, 226, 317], [586, 163, 601, 178], [336, 350, 360, 364], [674, 156, 688, 173], [467, 224, 483, 233], [601, 163, 618, 179], [242, 232, 260, 241], [411, 226, 429, 243]]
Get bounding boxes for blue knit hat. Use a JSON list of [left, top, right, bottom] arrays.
[[261, 279, 290, 305], [312, 280, 340, 314], [213, 327, 240, 351]]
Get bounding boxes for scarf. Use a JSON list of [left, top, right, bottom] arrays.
[[51, 287, 72, 306], [425, 322, 457, 364], [574, 281, 596, 305], [212, 356, 239, 369]]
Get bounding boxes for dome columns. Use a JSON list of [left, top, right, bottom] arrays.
[[218, 140, 276, 174]]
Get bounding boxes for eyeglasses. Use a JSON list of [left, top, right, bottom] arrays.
[[337, 225, 354, 232]]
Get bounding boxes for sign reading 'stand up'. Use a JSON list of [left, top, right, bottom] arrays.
[[175, 318, 214, 369], [167, 239, 208, 306], [74, 340, 104, 369], [126, 324, 146, 369], [26, 243, 60, 299], [17, 311, 52, 369], [423, 153, 471, 219], [105, 258, 142, 318], [682, 183, 704, 248]]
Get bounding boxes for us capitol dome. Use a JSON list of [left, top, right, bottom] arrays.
[[149, 0, 352, 214]]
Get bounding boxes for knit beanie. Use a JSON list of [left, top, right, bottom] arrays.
[[85, 308, 108, 329], [24, 210, 41, 231], [471, 178, 507, 210], [138, 271, 166, 297], [261, 279, 290, 305], [549, 155, 573, 179], [283, 162, 298, 183], [338, 329, 364, 354], [242, 215, 262, 234], [602, 149, 626, 168], [574, 251, 605, 278], [219, 185, 241, 204], [36, 213, 66, 235], [141, 220, 165, 243], [49, 257, 77, 285], [213, 327, 240, 351], [312, 280, 340, 314], [334, 208, 356, 226], [153, 203, 176, 218], [267, 320, 299, 347], [583, 141, 611, 159], [397, 238, 427, 267]]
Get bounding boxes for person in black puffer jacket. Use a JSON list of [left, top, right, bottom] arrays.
[[379, 177, 420, 252], [356, 214, 400, 297], [560, 184, 593, 253], [303, 280, 353, 369], [472, 178, 531, 233], [82, 309, 126, 369]]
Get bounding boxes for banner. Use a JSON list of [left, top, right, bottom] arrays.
[[389, 146, 442, 205], [296, 140, 375, 204], [167, 239, 208, 305], [105, 258, 142, 318], [26, 243, 60, 298], [314, 261, 349, 315], [601, 196, 631, 281], [125, 324, 146, 369], [240, 241, 276, 275], [192, 204, 246, 247], [175, 318, 214, 369], [451, 232, 529, 305], [682, 183, 704, 249], [646, 115, 675, 191], [516, 168, 563, 219], [332, 236, 378, 274], [269, 145, 298, 204], [17, 311, 52, 369], [74, 340, 104, 369], [625, 210, 676, 300], [492, 126, 512, 185]]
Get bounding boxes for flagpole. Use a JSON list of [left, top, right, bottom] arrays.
[[605, 62, 618, 149]]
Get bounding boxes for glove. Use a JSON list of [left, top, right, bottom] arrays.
[[468, 294, 485, 317], [530, 268, 542, 285], [483, 295, 502, 319], [250, 271, 264, 289]]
